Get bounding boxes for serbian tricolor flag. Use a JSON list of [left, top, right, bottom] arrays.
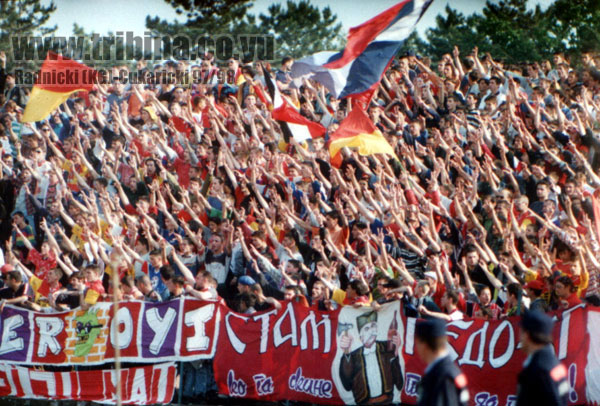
[[328, 107, 397, 167], [264, 68, 326, 143], [22, 52, 97, 123], [291, 0, 431, 99]]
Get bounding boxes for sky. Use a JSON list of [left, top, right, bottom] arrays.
[[41, 0, 555, 40]]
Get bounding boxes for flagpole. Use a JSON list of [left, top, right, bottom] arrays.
[[111, 269, 122, 406]]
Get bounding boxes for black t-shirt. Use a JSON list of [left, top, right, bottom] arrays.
[[0, 282, 27, 299], [167, 291, 183, 301], [55, 286, 81, 309], [254, 300, 274, 312]]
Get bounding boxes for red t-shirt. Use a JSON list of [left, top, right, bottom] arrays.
[[563, 293, 581, 309], [27, 248, 57, 281], [172, 158, 192, 188]]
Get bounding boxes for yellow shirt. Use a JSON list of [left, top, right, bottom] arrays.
[[62, 160, 89, 192], [29, 275, 51, 307], [104, 263, 134, 279], [70, 222, 111, 252], [331, 288, 372, 306], [84, 288, 100, 305]]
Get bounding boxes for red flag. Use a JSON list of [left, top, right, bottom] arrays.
[[264, 69, 326, 142], [272, 102, 326, 141], [23, 52, 97, 122]]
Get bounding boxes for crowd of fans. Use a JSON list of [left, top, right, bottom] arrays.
[[1, 45, 600, 400]]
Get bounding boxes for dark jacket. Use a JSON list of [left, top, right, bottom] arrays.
[[340, 341, 403, 404], [517, 345, 568, 406], [417, 355, 469, 406]]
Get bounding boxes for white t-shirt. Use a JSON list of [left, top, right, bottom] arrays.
[[448, 308, 464, 321]]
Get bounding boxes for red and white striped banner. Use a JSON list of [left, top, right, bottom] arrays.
[[0, 362, 176, 404]]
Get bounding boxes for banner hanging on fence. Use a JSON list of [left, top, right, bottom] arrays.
[[401, 304, 588, 405], [214, 302, 591, 405], [0, 362, 176, 404], [0, 299, 220, 365], [213, 301, 409, 404], [3, 299, 600, 405]]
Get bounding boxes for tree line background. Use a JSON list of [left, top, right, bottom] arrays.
[[1, 0, 600, 70]]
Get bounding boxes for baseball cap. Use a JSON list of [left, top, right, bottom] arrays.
[[1, 264, 14, 274], [238, 275, 256, 286], [521, 310, 553, 337], [524, 279, 544, 291], [415, 318, 447, 340], [424, 271, 438, 281]]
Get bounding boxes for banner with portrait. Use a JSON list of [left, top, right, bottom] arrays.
[[2, 299, 599, 405], [214, 302, 592, 405], [214, 301, 404, 404]]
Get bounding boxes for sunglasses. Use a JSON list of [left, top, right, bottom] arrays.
[[76, 321, 102, 335]]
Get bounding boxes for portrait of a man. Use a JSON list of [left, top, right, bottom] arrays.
[[338, 310, 403, 404]]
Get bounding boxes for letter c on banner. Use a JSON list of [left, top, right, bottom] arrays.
[[110, 307, 133, 349], [225, 312, 249, 354]]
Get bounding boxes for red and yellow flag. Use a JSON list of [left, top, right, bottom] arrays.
[[328, 106, 397, 167], [22, 52, 97, 123]]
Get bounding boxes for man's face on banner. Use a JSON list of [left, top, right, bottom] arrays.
[[359, 321, 378, 349]]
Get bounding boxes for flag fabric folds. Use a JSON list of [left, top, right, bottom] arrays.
[[22, 52, 97, 123], [264, 69, 326, 143], [290, 0, 432, 99], [328, 107, 397, 166]]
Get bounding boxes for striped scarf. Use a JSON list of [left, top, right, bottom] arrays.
[[45, 182, 58, 208], [24, 181, 36, 216]]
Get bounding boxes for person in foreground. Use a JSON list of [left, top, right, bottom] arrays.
[[414, 318, 469, 406], [517, 310, 568, 406]]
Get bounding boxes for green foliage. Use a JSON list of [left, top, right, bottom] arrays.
[[421, 6, 479, 61], [0, 0, 56, 69], [547, 0, 600, 54], [258, 0, 343, 58], [162, 0, 252, 27], [407, 0, 600, 64], [146, 0, 343, 62], [146, 0, 257, 38], [396, 31, 429, 60], [2, 0, 599, 72]]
